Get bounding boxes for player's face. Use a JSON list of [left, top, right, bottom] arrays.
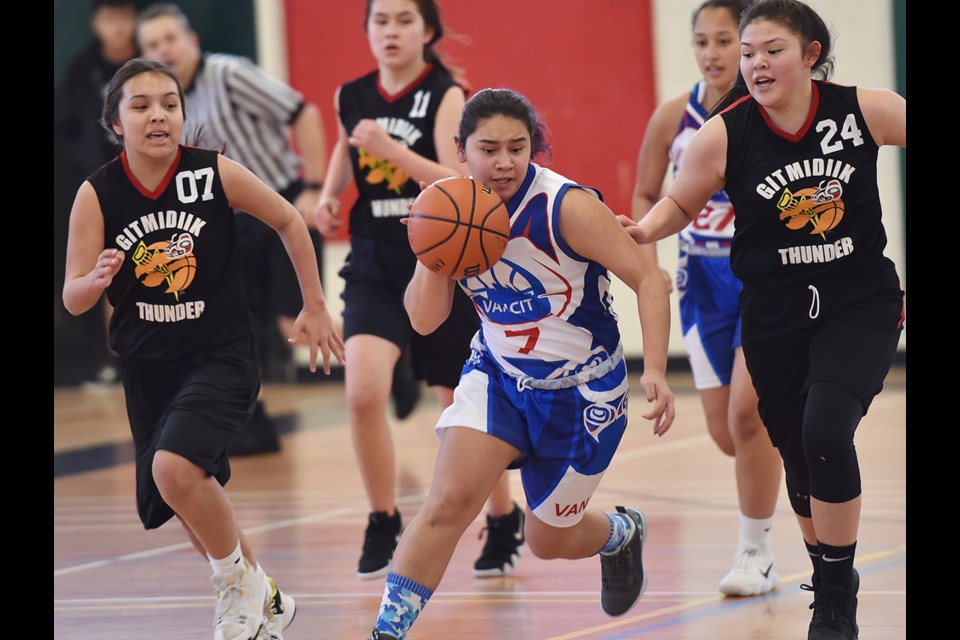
[[91, 5, 137, 57], [691, 6, 740, 96], [740, 19, 821, 111], [366, 0, 434, 69], [113, 72, 184, 160], [457, 115, 532, 203], [138, 15, 201, 86]]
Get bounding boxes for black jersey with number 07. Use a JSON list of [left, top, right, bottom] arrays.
[[88, 146, 251, 359]]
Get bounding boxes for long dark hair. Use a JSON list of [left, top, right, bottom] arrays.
[[710, 0, 835, 116], [364, 0, 471, 92], [456, 88, 552, 161], [691, 0, 751, 30], [100, 58, 186, 145]]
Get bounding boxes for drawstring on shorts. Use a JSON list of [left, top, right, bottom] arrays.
[[808, 285, 820, 319]]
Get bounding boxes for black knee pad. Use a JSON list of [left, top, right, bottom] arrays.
[[780, 437, 812, 517], [802, 381, 865, 504]]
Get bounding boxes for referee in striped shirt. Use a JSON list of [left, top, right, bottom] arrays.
[[137, 3, 328, 452]]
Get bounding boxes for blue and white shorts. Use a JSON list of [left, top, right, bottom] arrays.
[[436, 347, 629, 528], [677, 245, 743, 389]]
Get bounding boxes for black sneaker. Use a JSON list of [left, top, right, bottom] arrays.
[[473, 502, 525, 577], [367, 630, 398, 640], [391, 349, 421, 420], [807, 568, 860, 639], [358, 510, 402, 580], [600, 506, 648, 616]]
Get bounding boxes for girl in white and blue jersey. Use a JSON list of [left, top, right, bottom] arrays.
[[366, 88, 675, 640]]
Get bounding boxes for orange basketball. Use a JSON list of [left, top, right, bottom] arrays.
[[407, 176, 510, 279]]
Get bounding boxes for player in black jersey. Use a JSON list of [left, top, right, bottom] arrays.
[[313, 0, 523, 582], [62, 58, 344, 640], [621, 2, 905, 638]]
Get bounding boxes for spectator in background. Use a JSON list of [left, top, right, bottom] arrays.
[[137, 2, 328, 454], [54, 0, 139, 386]]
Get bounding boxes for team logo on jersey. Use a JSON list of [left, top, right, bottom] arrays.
[[776, 179, 845, 239], [462, 252, 573, 325], [132, 232, 197, 300], [358, 148, 409, 194]]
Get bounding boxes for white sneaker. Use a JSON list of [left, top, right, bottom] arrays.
[[257, 577, 296, 640], [212, 561, 267, 640], [718, 543, 779, 596]]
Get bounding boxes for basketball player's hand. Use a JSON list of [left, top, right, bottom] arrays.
[[291, 304, 346, 375], [314, 197, 341, 236], [638, 370, 675, 436], [349, 119, 397, 158], [92, 249, 124, 290], [617, 214, 648, 245], [400, 181, 431, 227], [294, 189, 321, 230]]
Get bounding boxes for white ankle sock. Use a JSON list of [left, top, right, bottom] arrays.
[[739, 514, 774, 548], [209, 541, 244, 576]]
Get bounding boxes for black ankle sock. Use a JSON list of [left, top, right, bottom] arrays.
[[805, 540, 822, 587], [819, 541, 856, 592]]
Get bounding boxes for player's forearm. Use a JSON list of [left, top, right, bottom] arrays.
[[277, 217, 328, 309], [293, 103, 328, 184], [404, 264, 455, 335], [635, 277, 671, 376], [63, 274, 105, 317]]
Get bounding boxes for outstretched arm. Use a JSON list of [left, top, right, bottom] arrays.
[[219, 154, 345, 373], [624, 115, 728, 246], [560, 189, 675, 435]]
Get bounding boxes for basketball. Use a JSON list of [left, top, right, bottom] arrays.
[[407, 176, 510, 279]]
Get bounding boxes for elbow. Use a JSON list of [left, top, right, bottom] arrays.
[[409, 314, 440, 336], [62, 296, 85, 317]]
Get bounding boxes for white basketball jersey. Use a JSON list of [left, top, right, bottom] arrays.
[[670, 81, 736, 247], [458, 163, 621, 380]]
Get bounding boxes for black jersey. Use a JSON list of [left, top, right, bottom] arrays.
[[722, 81, 890, 289], [339, 64, 461, 242], [89, 146, 251, 359]]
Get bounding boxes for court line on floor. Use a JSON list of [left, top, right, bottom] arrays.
[[53, 494, 431, 577], [545, 549, 906, 639]]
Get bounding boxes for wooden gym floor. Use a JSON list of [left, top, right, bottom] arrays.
[[53, 366, 906, 639]]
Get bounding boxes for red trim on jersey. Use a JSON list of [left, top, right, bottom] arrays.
[[377, 63, 433, 103], [758, 81, 821, 142], [120, 147, 182, 200]]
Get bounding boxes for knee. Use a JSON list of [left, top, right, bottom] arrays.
[[345, 383, 387, 419], [152, 451, 202, 504], [525, 527, 556, 559], [420, 486, 483, 532], [524, 517, 566, 559], [801, 383, 862, 460], [729, 401, 765, 441], [705, 418, 735, 457]]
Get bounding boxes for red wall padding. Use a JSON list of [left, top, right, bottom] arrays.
[[285, 1, 657, 240]]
